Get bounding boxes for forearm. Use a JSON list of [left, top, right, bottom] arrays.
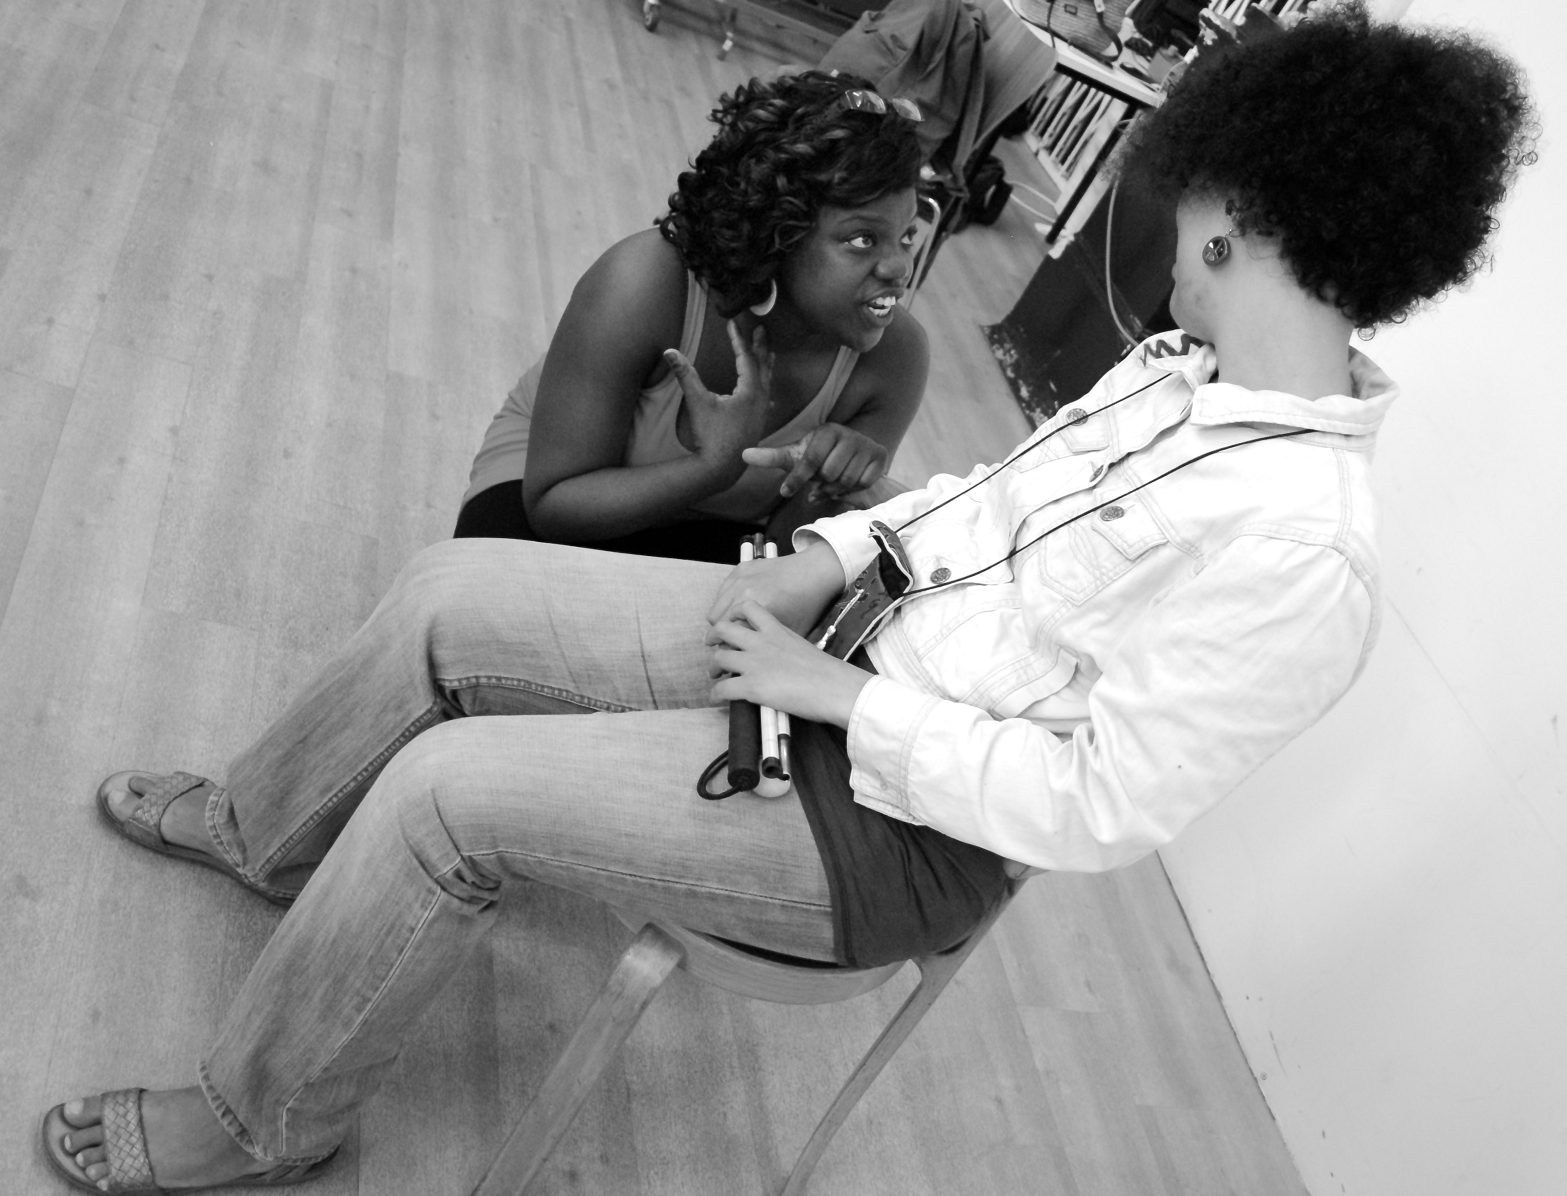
[[847, 539, 1374, 870], [526, 454, 745, 542], [794, 460, 1001, 579]]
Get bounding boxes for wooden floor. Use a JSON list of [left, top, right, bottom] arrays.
[[0, 1, 1306, 1193]]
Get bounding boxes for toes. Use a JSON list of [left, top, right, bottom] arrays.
[[47, 1101, 112, 1189], [63, 1095, 102, 1127], [63, 1123, 105, 1153], [103, 779, 143, 824], [105, 788, 137, 822]]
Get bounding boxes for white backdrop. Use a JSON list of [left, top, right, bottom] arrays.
[[1159, 2, 1567, 1193]]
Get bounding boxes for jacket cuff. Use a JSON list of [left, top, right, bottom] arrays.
[[845, 674, 942, 818], [793, 511, 881, 583]]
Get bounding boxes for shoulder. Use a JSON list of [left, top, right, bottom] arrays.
[[555, 229, 688, 356], [573, 228, 688, 310]]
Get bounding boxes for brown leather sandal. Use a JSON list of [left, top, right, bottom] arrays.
[[95, 772, 291, 907], [41, 1090, 336, 1193]]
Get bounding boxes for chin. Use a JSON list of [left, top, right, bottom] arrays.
[[1169, 301, 1209, 342], [851, 324, 888, 353]]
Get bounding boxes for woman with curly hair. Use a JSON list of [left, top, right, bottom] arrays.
[[45, 7, 1536, 1192], [453, 69, 929, 562]]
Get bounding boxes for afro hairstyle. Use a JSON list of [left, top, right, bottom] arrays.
[[1116, 2, 1537, 327]]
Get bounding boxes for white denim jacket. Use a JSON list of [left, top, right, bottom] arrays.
[[798, 331, 1397, 873]]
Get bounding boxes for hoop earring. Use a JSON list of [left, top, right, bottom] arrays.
[[749, 279, 778, 317], [1202, 235, 1231, 266]]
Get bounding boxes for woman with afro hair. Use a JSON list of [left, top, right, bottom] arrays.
[[454, 69, 930, 563], [47, 7, 1537, 1192]]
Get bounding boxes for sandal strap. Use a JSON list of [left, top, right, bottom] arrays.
[[100, 1088, 157, 1193], [122, 772, 210, 848]]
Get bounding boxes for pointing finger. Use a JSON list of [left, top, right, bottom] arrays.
[[741, 445, 794, 470]]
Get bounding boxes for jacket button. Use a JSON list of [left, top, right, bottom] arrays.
[[1099, 504, 1125, 521], [1090, 463, 1105, 481], [1061, 407, 1087, 424], [930, 567, 951, 584]]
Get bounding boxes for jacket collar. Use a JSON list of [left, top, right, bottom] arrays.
[[1141, 337, 1398, 439]]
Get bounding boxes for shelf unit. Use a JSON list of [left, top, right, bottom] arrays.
[[1025, 72, 1131, 203], [1205, 0, 1311, 20]]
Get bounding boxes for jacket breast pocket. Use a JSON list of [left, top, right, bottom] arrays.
[[1035, 500, 1167, 604]]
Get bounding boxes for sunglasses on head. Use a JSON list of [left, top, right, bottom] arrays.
[[833, 88, 923, 123]]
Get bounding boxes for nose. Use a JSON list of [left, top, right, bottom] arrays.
[[876, 240, 912, 286]]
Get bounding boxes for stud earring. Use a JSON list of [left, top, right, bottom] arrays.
[[1202, 235, 1231, 266], [749, 279, 778, 317]]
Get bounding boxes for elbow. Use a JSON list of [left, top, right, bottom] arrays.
[[519, 483, 579, 543]]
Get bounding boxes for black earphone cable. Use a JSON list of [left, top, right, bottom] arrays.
[[891, 370, 1173, 535], [894, 425, 1311, 601]]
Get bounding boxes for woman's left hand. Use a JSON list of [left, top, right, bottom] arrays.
[[707, 599, 871, 728], [741, 422, 889, 501]]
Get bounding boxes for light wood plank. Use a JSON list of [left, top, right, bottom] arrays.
[[278, 220, 393, 535], [141, 267, 304, 631], [316, 28, 405, 243], [80, 0, 204, 127], [0, 370, 72, 612]]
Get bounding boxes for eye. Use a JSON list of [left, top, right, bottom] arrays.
[[845, 232, 875, 249], [900, 226, 918, 247]]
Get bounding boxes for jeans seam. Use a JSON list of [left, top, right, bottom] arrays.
[[258, 700, 446, 876], [438, 674, 638, 714], [278, 884, 448, 1155], [205, 788, 300, 903], [468, 846, 833, 913], [198, 1058, 337, 1167]]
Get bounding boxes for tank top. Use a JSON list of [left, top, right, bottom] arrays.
[[462, 273, 861, 524]]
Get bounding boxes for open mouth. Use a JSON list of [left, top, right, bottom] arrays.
[[864, 294, 898, 318]]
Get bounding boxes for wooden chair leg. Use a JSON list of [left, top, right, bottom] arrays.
[[471, 925, 684, 1196], [777, 930, 992, 1196]]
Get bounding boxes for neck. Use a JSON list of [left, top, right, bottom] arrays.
[[745, 296, 837, 355], [1210, 277, 1356, 400]]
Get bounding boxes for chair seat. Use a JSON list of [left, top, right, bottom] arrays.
[[608, 906, 906, 1004]]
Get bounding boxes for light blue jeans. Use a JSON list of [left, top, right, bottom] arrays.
[[195, 539, 836, 1163]]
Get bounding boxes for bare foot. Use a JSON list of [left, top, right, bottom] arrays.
[[51, 1087, 274, 1190], [101, 773, 216, 857]]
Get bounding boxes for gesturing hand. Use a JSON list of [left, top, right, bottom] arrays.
[[663, 321, 774, 483], [742, 422, 888, 501], [706, 599, 871, 729]]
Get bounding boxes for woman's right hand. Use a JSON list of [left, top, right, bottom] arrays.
[[663, 321, 773, 485], [707, 539, 847, 638]]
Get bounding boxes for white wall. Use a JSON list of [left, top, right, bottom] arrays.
[[1159, 2, 1567, 1194]]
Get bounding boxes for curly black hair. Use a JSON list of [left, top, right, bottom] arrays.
[[1117, 2, 1537, 327], [657, 71, 924, 317]]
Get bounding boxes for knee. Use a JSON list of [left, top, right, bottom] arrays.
[[384, 539, 479, 614], [372, 539, 497, 650], [372, 724, 504, 903]]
